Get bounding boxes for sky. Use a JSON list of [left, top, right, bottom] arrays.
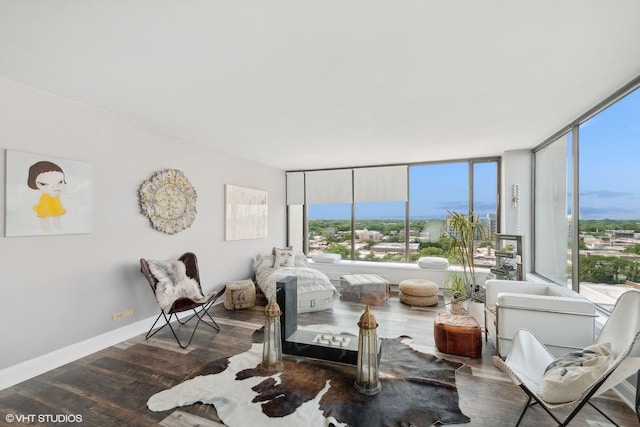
[[309, 87, 640, 221], [577, 88, 640, 220]]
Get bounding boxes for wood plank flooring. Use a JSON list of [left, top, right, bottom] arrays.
[[0, 296, 638, 426]]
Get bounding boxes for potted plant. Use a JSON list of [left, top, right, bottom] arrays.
[[443, 271, 469, 315], [446, 211, 486, 324]]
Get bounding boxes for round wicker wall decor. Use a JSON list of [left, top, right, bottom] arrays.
[[139, 169, 197, 234]]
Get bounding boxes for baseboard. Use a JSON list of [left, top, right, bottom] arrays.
[[0, 314, 158, 390]]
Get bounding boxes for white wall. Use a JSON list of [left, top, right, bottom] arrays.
[[0, 78, 286, 370], [501, 150, 532, 273]]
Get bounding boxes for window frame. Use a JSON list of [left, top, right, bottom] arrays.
[[290, 157, 501, 263], [532, 74, 640, 307]]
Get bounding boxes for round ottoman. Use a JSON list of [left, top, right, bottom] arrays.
[[224, 279, 256, 310], [433, 311, 482, 358], [398, 279, 439, 307]]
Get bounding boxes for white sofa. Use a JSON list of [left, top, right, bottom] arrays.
[[485, 279, 597, 358]]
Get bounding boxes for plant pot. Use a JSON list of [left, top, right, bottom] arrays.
[[449, 297, 468, 315], [468, 301, 485, 329]]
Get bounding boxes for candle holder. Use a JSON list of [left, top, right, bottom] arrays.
[[261, 298, 284, 372], [354, 305, 381, 395]]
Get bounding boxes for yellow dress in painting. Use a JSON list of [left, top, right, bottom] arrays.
[[33, 193, 66, 218]]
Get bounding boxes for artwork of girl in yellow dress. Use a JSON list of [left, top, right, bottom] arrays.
[[27, 160, 67, 231]]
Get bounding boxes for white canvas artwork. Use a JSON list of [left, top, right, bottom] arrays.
[[225, 184, 267, 240], [5, 150, 93, 237]]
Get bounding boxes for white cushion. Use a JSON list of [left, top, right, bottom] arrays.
[[253, 254, 275, 275], [255, 250, 307, 273], [294, 251, 309, 267], [538, 342, 613, 404], [497, 293, 595, 314], [417, 257, 449, 270], [546, 286, 581, 298], [312, 253, 342, 263]]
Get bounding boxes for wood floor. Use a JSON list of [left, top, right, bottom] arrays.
[[1, 296, 638, 426]]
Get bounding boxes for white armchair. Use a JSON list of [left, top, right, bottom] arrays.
[[493, 290, 640, 426], [484, 279, 597, 358]]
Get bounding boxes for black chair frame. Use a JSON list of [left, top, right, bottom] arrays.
[[513, 374, 619, 427], [140, 252, 224, 349]]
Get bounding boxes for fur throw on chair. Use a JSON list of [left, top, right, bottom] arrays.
[[147, 260, 207, 313]]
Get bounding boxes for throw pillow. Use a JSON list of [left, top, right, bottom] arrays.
[[273, 247, 295, 268], [294, 251, 309, 267], [254, 254, 276, 274], [538, 342, 613, 404], [275, 247, 308, 267]]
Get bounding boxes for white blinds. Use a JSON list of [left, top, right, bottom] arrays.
[[305, 169, 353, 204], [353, 165, 408, 202], [286, 172, 305, 205], [288, 166, 408, 204]]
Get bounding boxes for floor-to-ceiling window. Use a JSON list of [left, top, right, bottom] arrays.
[[578, 87, 640, 310], [473, 160, 499, 257], [409, 162, 468, 263], [534, 133, 573, 286], [307, 204, 352, 258], [355, 201, 407, 262], [533, 81, 640, 311], [409, 160, 497, 266], [297, 158, 499, 266]]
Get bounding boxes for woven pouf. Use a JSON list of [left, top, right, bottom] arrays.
[[398, 279, 439, 307], [224, 279, 256, 310], [433, 311, 482, 358]]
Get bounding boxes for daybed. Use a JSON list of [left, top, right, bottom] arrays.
[[254, 249, 338, 313]]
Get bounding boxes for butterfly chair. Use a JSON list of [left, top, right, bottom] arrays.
[[140, 252, 225, 349], [493, 289, 640, 426]]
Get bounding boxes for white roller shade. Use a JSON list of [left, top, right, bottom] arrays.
[[305, 169, 352, 204], [354, 166, 408, 202], [286, 172, 305, 205]]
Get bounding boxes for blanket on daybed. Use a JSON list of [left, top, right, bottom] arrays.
[[256, 266, 338, 305]]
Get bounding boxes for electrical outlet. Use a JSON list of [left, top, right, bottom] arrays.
[[112, 309, 133, 321]]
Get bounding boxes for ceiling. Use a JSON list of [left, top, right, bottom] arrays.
[[1, 1, 639, 171]]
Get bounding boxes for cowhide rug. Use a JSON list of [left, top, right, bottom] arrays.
[[148, 327, 471, 426]]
